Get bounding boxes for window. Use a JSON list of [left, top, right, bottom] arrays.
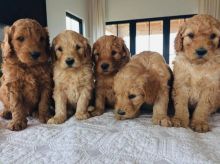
[[105, 23, 130, 49], [136, 21, 163, 54], [66, 12, 83, 35], [106, 15, 194, 66]]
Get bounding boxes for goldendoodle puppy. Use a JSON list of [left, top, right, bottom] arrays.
[[0, 19, 52, 131], [172, 14, 220, 132], [114, 51, 172, 126], [47, 30, 94, 124], [91, 35, 130, 116]]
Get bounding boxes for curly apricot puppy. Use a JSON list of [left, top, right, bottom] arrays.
[[47, 30, 94, 124], [172, 15, 220, 132], [91, 35, 130, 116], [114, 51, 171, 126], [0, 19, 52, 131]]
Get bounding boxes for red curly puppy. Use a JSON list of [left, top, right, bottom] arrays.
[[0, 19, 52, 131], [91, 35, 131, 116]]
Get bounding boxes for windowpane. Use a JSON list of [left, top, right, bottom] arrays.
[[118, 24, 130, 50], [105, 24, 117, 36], [66, 13, 82, 34], [169, 19, 185, 67], [149, 21, 163, 54], [136, 21, 163, 55], [66, 16, 80, 32], [136, 22, 149, 54]]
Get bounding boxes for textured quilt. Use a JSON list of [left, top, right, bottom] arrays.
[[0, 105, 220, 164]]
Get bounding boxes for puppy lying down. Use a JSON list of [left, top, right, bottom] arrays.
[[114, 51, 172, 127], [47, 30, 94, 124]]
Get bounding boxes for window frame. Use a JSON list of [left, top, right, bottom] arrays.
[[66, 12, 83, 35], [106, 14, 195, 64]]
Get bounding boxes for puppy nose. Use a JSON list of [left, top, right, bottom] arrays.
[[101, 63, 109, 70], [117, 109, 126, 115], [31, 51, 41, 59], [65, 58, 75, 66], [196, 48, 207, 57]]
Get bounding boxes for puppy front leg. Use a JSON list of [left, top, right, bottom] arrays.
[[38, 87, 51, 123], [91, 90, 105, 117], [7, 83, 28, 131], [47, 91, 67, 124], [190, 90, 216, 133], [75, 89, 91, 120], [152, 88, 171, 127], [172, 86, 189, 128]]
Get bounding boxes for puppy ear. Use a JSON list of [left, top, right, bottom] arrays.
[[121, 40, 131, 64], [44, 27, 50, 54], [217, 23, 220, 49], [91, 42, 98, 62], [174, 25, 185, 53], [51, 39, 57, 63], [85, 42, 92, 58], [50, 46, 57, 63], [1, 26, 13, 58], [122, 42, 131, 57]]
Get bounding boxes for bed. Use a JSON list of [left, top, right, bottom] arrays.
[[0, 103, 220, 164]]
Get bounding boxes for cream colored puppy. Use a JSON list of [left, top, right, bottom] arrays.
[[172, 15, 220, 132], [114, 51, 172, 126], [47, 30, 94, 124]]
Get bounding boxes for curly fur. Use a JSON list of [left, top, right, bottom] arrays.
[[172, 14, 220, 132], [114, 51, 171, 127], [0, 19, 52, 131], [47, 30, 94, 124], [90, 35, 130, 116]]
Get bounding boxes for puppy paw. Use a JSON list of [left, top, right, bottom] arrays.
[[75, 112, 90, 120], [90, 109, 104, 117], [47, 116, 66, 124], [190, 120, 210, 133], [7, 119, 28, 131], [0, 110, 12, 120], [171, 117, 189, 128], [114, 114, 123, 120], [152, 115, 172, 127], [39, 115, 50, 123]]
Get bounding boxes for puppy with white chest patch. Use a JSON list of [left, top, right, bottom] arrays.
[[172, 14, 220, 132], [47, 30, 94, 124]]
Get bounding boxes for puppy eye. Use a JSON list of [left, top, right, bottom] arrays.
[[187, 33, 194, 39], [112, 50, 117, 56], [76, 44, 81, 50], [210, 33, 216, 40], [57, 46, 63, 52], [40, 36, 45, 42], [128, 94, 136, 99], [17, 36, 25, 42]]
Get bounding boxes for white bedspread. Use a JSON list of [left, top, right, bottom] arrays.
[[1, 107, 220, 164]]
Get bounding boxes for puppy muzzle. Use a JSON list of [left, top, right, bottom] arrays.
[[30, 51, 41, 60], [195, 47, 207, 58], [65, 58, 75, 67]]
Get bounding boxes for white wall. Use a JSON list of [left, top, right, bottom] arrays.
[[106, 0, 198, 22], [46, 0, 89, 40]]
